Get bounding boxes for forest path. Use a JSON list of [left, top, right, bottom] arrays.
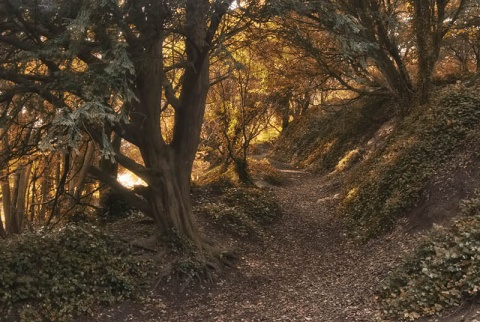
[[98, 166, 417, 321], [153, 167, 417, 321]]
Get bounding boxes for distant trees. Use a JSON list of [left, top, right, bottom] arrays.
[[413, 0, 467, 102], [206, 45, 275, 184], [268, 0, 471, 106]]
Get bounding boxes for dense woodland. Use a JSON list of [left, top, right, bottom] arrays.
[[1, 0, 480, 321]]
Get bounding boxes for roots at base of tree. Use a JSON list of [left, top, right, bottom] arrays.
[[153, 232, 237, 290]]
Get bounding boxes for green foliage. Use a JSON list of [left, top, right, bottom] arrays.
[[338, 87, 480, 239], [377, 192, 480, 321], [0, 224, 150, 321], [196, 187, 281, 238], [223, 188, 281, 225], [273, 97, 394, 173]]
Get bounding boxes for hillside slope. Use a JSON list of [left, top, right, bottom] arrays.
[[272, 84, 480, 320], [273, 84, 480, 239]]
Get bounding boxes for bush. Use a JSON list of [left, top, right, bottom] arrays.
[[249, 158, 284, 186], [0, 224, 150, 321], [338, 87, 480, 239], [195, 187, 281, 238], [377, 192, 480, 321]]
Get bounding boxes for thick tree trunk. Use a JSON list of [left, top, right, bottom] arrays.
[[149, 149, 205, 248]]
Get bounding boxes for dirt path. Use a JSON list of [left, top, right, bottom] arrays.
[[96, 168, 420, 321]]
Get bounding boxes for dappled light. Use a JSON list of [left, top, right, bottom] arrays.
[[1, 0, 480, 321]]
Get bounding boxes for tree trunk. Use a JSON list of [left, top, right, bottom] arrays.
[[73, 142, 95, 200], [15, 164, 31, 231], [0, 214, 5, 238], [359, 0, 414, 105], [9, 171, 21, 233], [413, 0, 465, 103], [38, 166, 50, 224], [233, 157, 253, 186], [149, 149, 205, 249], [99, 133, 121, 200], [1, 178, 12, 234]]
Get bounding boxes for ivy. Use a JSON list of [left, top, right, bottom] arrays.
[[378, 192, 480, 320], [0, 224, 151, 321], [338, 87, 480, 239], [195, 187, 281, 238]]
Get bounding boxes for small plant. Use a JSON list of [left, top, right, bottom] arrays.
[[172, 259, 206, 283]]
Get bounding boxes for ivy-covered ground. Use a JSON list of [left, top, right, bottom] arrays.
[[2, 157, 480, 321], [2, 85, 480, 321]]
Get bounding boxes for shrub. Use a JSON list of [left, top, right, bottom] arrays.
[[377, 192, 480, 321], [249, 158, 284, 186], [0, 224, 150, 321], [195, 187, 281, 238]]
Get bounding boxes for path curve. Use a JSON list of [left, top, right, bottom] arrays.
[[95, 167, 419, 321], [157, 168, 419, 321]]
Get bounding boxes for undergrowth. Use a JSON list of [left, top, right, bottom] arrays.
[[0, 224, 151, 321], [195, 158, 283, 188], [377, 192, 480, 321], [195, 187, 281, 239], [272, 97, 394, 172], [338, 86, 480, 239]]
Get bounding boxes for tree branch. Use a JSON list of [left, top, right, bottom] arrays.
[[88, 166, 150, 215]]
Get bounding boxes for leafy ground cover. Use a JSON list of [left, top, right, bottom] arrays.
[[378, 192, 480, 321], [338, 86, 480, 240], [272, 97, 395, 173], [0, 224, 152, 322]]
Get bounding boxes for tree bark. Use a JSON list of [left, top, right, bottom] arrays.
[[0, 214, 5, 238], [2, 177, 12, 234], [73, 142, 95, 200], [413, 0, 466, 103]]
